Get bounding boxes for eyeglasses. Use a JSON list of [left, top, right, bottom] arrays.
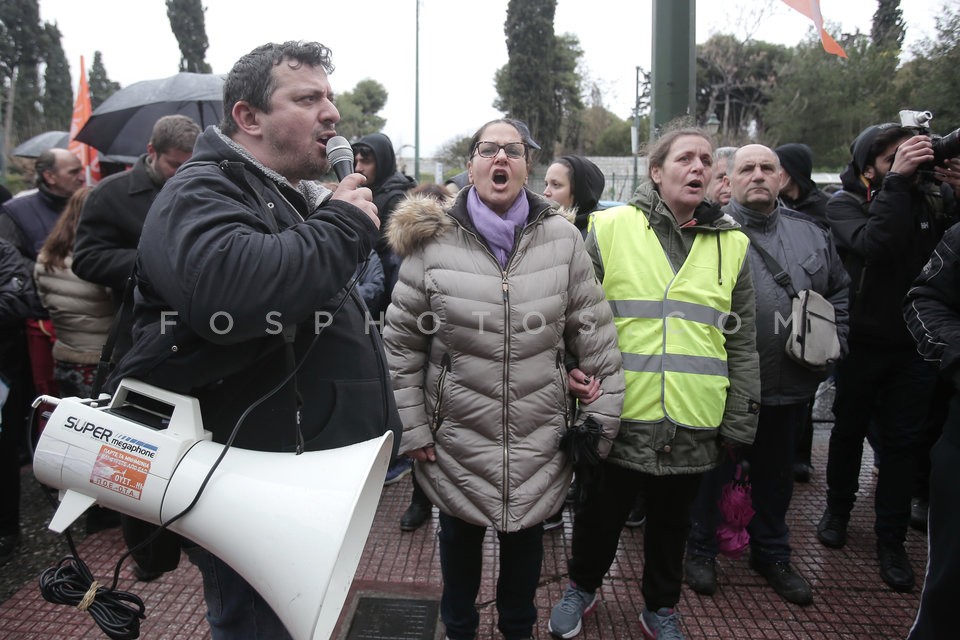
[[474, 141, 527, 159]]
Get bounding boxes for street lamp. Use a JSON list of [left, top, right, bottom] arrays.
[[705, 112, 720, 137]]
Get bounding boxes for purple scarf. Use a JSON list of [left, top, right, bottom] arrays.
[[466, 187, 529, 268]]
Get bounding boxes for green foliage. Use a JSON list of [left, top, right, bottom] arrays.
[[40, 23, 72, 131], [895, 4, 960, 131], [333, 78, 388, 142], [166, 0, 212, 73], [88, 52, 121, 110]]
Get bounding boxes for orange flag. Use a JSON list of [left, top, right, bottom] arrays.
[[68, 56, 101, 184], [780, 0, 848, 58]]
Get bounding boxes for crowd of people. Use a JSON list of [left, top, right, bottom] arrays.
[[1, 38, 959, 640]]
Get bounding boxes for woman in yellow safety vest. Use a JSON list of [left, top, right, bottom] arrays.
[[549, 127, 761, 640]]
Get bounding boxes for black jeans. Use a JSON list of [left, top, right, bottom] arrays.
[[437, 512, 543, 640], [826, 345, 938, 543], [568, 461, 702, 611], [689, 402, 804, 563]]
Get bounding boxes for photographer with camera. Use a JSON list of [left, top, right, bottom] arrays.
[[817, 118, 959, 593]]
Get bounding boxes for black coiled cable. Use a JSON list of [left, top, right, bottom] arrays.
[[38, 553, 145, 639]]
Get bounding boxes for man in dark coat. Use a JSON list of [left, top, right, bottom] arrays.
[[72, 115, 201, 360], [109, 41, 401, 639], [818, 122, 958, 593]]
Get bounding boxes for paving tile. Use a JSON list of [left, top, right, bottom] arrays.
[[0, 423, 925, 639]]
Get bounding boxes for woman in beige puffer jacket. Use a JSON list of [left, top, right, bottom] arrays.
[[34, 187, 114, 398], [381, 118, 624, 640]]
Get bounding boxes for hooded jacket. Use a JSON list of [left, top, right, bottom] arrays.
[[382, 188, 625, 532], [828, 132, 955, 347], [559, 155, 605, 234], [585, 179, 760, 475], [724, 200, 850, 403], [110, 127, 401, 454]]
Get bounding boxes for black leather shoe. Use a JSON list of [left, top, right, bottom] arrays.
[[816, 509, 848, 548], [794, 462, 812, 483], [400, 501, 432, 531], [750, 557, 813, 606], [684, 555, 717, 595], [877, 540, 915, 592], [0, 534, 20, 566]]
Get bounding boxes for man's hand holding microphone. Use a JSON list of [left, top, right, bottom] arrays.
[[326, 135, 380, 228]]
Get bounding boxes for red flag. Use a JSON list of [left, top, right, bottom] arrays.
[[68, 56, 100, 184], [781, 0, 848, 58]]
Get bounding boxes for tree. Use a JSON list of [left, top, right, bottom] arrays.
[[40, 22, 71, 131], [764, 31, 878, 168], [436, 134, 473, 175], [333, 78, 388, 142], [0, 0, 44, 143], [166, 0, 211, 73], [495, 0, 564, 161], [696, 35, 792, 145], [88, 51, 120, 110], [895, 2, 960, 132]]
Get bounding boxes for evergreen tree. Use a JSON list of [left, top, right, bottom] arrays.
[[88, 51, 120, 109], [40, 22, 72, 131], [166, 0, 212, 73], [895, 3, 960, 130], [333, 79, 387, 142], [495, 0, 562, 161]]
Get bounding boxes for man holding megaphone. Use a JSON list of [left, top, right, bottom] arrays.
[[105, 41, 401, 639]]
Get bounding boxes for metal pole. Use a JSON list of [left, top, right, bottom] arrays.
[[414, 0, 420, 180], [632, 66, 640, 194]]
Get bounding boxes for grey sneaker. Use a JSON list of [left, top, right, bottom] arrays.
[[640, 607, 685, 639], [548, 583, 598, 638]]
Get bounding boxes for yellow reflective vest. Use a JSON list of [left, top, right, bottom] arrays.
[[592, 204, 749, 428]]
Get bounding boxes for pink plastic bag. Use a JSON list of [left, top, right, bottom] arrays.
[[716, 461, 755, 559]]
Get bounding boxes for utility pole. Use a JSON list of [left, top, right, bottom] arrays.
[[650, 0, 695, 141], [632, 66, 640, 194], [414, 0, 421, 181]]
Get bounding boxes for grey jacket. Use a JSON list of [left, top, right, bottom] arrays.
[[724, 201, 850, 403], [382, 188, 625, 532]]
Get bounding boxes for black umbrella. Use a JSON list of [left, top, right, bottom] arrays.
[[11, 130, 70, 158], [75, 72, 224, 157]]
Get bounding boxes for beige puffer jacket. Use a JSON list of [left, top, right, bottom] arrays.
[[382, 188, 625, 532], [34, 255, 114, 364]]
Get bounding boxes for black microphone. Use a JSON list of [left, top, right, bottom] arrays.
[[326, 136, 354, 181]]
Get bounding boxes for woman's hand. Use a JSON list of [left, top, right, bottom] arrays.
[[567, 367, 602, 405], [406, 444, 437, 462]]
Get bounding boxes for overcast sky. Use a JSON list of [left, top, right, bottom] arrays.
[[39, 0, 941, 157]]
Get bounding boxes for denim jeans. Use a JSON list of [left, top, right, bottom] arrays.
[[437, 512, 543, 640], [826, 346, 937, 543], [688, 402, 805, 564], [185, 545, 292, 640]]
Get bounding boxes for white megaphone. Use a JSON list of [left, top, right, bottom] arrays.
[[32, 378, 393, 640]]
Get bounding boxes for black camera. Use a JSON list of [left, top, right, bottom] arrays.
[[899, 109, 960, 169]]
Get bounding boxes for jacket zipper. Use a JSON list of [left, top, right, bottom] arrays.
[[501, 270, 510, 531], [431, 353, 451, 436]]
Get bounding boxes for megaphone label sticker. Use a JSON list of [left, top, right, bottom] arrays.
[[89, 445, 151, 500]]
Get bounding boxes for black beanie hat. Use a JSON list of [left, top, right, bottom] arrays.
[[774, 143, 816, 195], [849, 122, 901, 175], [560, 155, 605, 213]]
